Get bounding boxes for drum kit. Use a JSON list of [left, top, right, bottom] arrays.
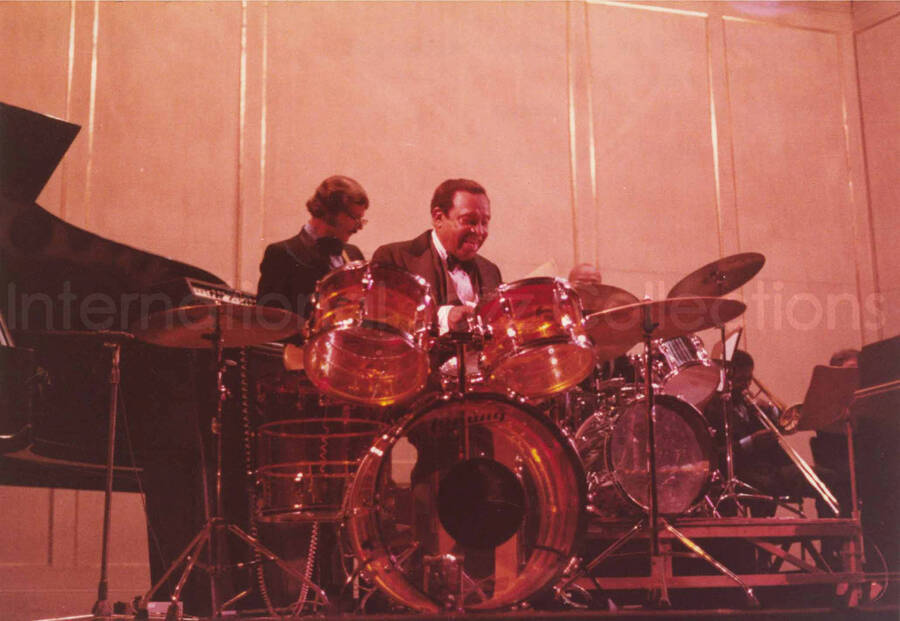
[[131, 252, 779, 615]]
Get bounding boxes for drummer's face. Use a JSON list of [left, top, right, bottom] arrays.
[[433, 191, 490, 261]]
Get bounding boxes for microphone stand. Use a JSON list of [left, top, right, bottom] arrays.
[[91, 333, 133, 617]]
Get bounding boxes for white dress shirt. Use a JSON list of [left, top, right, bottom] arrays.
[[431, 229, 477, 334]]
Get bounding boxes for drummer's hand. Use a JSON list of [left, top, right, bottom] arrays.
[[448, 305, 475, 332]]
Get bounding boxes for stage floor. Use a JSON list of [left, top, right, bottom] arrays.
[[41, 602, 900, 621]]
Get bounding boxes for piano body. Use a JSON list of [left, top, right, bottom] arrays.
[[0, 102, 225, 483], [0, 102, 240, 611]]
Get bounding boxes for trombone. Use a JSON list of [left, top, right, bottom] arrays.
[[747, 376, 803, 434], [741, 381, 840, 516]]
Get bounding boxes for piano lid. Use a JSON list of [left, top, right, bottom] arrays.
[[0, 103, 223, 484], [0, 102, 224, 332], [0, 101, 80, 204]]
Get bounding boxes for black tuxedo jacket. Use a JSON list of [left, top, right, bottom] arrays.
[[256, 227, 364, 317], [371, 230, 502, 306]]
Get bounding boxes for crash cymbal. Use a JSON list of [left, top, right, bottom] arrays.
[[132, 303, 301, 349], [572, 282, 640, 313], [668, 252, 765, 298], [585, 297, 746, 362]]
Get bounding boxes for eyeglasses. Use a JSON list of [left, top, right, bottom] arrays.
[[343, 210, 368, 228]]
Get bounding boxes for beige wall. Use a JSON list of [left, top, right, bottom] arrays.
[[853, 4, 900, 339], [1, 1, 896, 618]]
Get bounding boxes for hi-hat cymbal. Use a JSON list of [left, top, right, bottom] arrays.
[[132, 303, 301, 349], [584, 297, 746, 362], [572, 282, 640, 313], [668, 252, 765, 298]]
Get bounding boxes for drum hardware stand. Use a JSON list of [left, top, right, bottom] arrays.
[[561, 311, 759, 609], [135, 306, 331, 620]]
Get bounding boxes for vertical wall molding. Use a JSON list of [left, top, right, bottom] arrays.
[[81, 0, 99, 229]]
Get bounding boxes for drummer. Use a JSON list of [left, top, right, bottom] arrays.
[[372, 179, 502, 580], [256, 175, 369, 317], [372, 178, 502, 333]]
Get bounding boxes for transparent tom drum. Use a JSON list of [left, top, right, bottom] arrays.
[[342, 394, 586, 612], [477, 278, 595, 399], [304, 262, 436, 406]]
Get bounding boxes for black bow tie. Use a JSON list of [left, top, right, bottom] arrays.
[[315, 236, 344, 257], [446, 255, 475, 275]]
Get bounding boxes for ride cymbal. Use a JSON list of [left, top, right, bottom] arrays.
[[668, 252, 765, 298], [585, 297, 746, 361]]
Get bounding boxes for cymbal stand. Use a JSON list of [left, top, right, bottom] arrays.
[[559, 311, 758, 609], [136, 305, 330, 619], [713, 325, 791, 517]]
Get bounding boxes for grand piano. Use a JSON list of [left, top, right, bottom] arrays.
[[0, 102, 244, 612], [0, 101, 227, 483]]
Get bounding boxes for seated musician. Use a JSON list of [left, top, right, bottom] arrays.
[[704, 350, 809, 516], [372, 179, 503, 583], [257, 175, 369, 317], [372, 178, 501, 333]]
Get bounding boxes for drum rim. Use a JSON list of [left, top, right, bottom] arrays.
[[481, 335, 596, 394], [345, 391, 588, 611], [314, 259, 434, 298], [304, 318, 428, 351], [302, 328, 431, 406], [607, 392, 713, 516], [257, 417, 388, 439], [477, 276, 575, 308], [657, 359, 721, 395]]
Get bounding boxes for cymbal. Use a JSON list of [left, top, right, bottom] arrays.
[[572, 282, 640, 313], [132, 303, 301, 349], [584, 297, 746, 362], [668, 252, 765, 298]]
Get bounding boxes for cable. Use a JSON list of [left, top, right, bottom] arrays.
[[239, 347, 277, 617], [293, 521, 319, 615]]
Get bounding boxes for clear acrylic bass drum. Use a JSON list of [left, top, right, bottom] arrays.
[[342, 393, 586, 612]]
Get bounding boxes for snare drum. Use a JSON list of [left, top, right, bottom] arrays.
[[304, 262, 436, 406], [477, 277, 595, 399], [655, 334, 720, 406]]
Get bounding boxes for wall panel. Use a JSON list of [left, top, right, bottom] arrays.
[[855, 12, 900, 338], [725, 20, 855, 285], [587, 3, 719, 288], [0, 1, 71, 216], [262, 1, 572, 283], [86, 1, 243, 281], [723, 18, 862, 399]]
